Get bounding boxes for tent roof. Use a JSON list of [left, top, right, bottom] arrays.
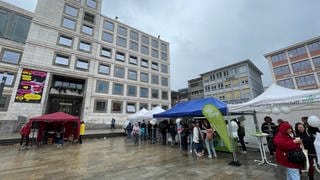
[[29, 112, 80, 122], [154, 97, 227, 118], [138, 106, 165, 119], [127, 108, 149, 121], [228, 84, 320, 112]]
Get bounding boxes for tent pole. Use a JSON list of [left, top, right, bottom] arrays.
[[253, 110, 260, 133], [227, 110, 241, 166]]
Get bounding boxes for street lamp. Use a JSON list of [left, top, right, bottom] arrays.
[[0, 72, 8, 99]]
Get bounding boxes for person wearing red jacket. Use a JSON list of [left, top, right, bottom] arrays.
[[273, 122, 303, 180], [19, 122, 31, 149]]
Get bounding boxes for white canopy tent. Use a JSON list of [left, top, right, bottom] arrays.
[[127, 108, 149, 122], [138, 106, 165, 119]]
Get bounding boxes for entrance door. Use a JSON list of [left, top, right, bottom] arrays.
[[47, 96, 82, 116]]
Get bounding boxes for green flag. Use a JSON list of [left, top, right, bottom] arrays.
[[202, 104, 232, 152]]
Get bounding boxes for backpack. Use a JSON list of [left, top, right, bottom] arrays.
[[287, 149, 306, 164]]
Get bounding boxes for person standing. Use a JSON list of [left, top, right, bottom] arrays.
[[132, 123, 140, 144], [237, 121, 247, 153], [204, 121, 217, 158], [126, 122, 133, 139], [302, 116, 319, 136], [147, 121, 152, 140], [261, 116, 276, 156], [141, 120, 147, 141], [79, 121, 85, 144], [19, 122, 31, 149], [193, 121, 204, 157], [159, 121, 168, 145], [295, 122, 316, 180], [111, 118, 116, 129], [169, 120, 177, 146], [274, 122, 303, 180], [181, 121, 189, 151]]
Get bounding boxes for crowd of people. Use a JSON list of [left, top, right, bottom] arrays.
[[262, 116, 319, 180]]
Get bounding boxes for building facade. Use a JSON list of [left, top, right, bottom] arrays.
[[188, 77, 204, 100], [200, 60, 263, 104], [265, 36, 320, 90], [0, 0, 171, 125]]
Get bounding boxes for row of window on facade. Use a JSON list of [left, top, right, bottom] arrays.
[[273, 57, 320, 76], [62, 4, 168, 60], [94, 100, 168, 114], [53, 53, 169, 86], [204, 65, 248, 83], [271, 41, 320, 63], [73, 0, 97, 9], [57, 35, 168, 70], [207, 89, 251, 101], [204, 78, 249, 92], [277, 73, 320, 89]]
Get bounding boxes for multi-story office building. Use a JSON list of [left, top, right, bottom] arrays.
[[265, 36, 320, 90], [188, 77, 204, 100], [0, 0, 170, 125], [200, 60, 264, 104]]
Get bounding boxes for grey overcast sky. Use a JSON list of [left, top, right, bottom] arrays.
[[4, 0, 320, 90]]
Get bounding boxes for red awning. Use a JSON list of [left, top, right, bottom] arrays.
[[29, 112, 80, 123]]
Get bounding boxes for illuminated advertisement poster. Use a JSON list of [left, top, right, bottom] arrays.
[[15, 69, 47, 103]]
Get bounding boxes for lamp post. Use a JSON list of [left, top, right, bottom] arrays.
[[0, 72, 7, 99]]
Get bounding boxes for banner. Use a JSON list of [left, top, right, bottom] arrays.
[[15, 69, 47, 103], [202, 104, 232, 152]]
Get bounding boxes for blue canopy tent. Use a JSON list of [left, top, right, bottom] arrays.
[[154, 97, 227, 118]]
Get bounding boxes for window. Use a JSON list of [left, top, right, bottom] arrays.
[[277, 79, 294, 89], [79, 41, 91, 52], [152, 49, 159, 58], [129, 41, 138, 52], [296, 74, 317, 87], [273, 65, 290, 76], [62, 17, 76, 30], [162, 91, 168, 100], [116, 52, 125, 62], [1, 49, 21, 64], [288, 46, 306, 58], [140, 87, 149, 98], [140, 103, 148, 110], [102, 32, 113, 43], [130, 31, 139, 41], [141, 59, 149, 68], [151, 89, 159, 99], [161, 77, 168, 86], [112, 83, 124, 95], [64, 4, 78, 17], [81, 24, 93, 35], [117, 26, 127, 36], [101, 47, 112, 58], [140, 72, 149, 83], [141, 45, 149, 55], [96, 80, 109, 93], [94, 100, 107, 112], [103, 20, 114, 31], [75, 59, 89, 70], [112, 101, 122, 113], [161, 64, 168, 73], [58, 35, 73, 47], [161, 43, 167, 52], [151, 75, 159, 84], [308, 41, 320, 52], [0, 72, 15, 86], [128, 70, 137, 80], [86, 0, 97, 8], [114, 66, 125, 78], [116, 36, 127, 48], [151, 39, 159, 49], [127, 85, 137, 97], [292, 60, 312, 72], [238, 66, 247, 73], [54, 54, 69, 66], [83, 12, 95, 24], [151, 62, 159, 70], [161, 52, 167, 61], [0, 95, 10, 111], [271, 52, 286, 63], [126, 102, 136, 113], [98, 64, 110, 75], [312, 57, 320, 68], [129, 56, 138, 65], [142, 35, 149, 45]]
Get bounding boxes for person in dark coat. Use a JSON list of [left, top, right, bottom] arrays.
[[302, 116, 319, 136], [295, 122, 316, 180], [237, 121, 247, 153], [181, 121, 189, 151], [261, 116, 276, 156], [159, 121, 168, 145], [274, 122, 303, 180]]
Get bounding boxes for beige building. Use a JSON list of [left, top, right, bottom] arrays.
[[265, 36, 320, 90], [0, 0, 170, 126], [188, 77, 204, 100]]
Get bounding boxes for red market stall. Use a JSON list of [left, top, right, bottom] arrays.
[[28, 112, 80, 144]]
